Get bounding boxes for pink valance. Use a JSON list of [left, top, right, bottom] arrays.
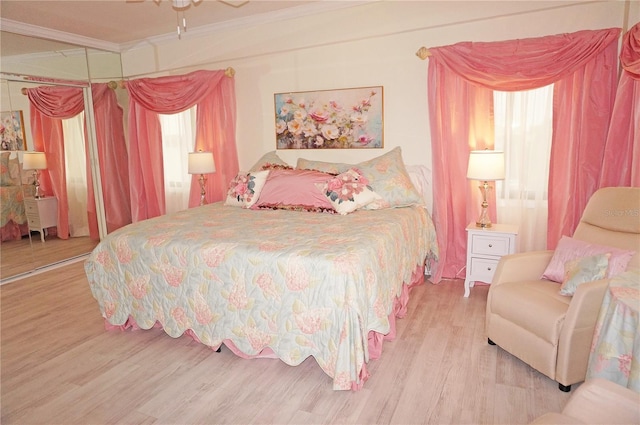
[[126, 69, 239, 221], [430, 28, 620, 91], [620, 23, 640, 78]]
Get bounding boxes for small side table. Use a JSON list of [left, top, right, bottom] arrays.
[[24, 197, 58, 243], [464, 222, 518, 297]]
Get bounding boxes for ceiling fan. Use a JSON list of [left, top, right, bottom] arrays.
[[145, 0, 250, 38]]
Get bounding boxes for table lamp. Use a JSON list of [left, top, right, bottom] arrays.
[[23, 151, 47, 199], [467, 150, 505, 228], [188, 151, 215, 206]]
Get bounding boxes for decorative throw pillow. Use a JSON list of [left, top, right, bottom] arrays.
[[356, 147, 423, 209], [296, 158, 351, 175], [249, 151, 290, 172], [542, 236, 635, 283], [252, 168, 336, 212], [559, 253, 610, 296], [317, 168, 382, 215], [224, 170, 270, 208]]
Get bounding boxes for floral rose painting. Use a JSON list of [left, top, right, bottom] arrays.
[[274, 86, 383, 149], [0, 111, 26, 151]]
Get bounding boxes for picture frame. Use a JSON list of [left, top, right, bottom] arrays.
[[0, 110, 27, 151], [275, 86, 383, 149]]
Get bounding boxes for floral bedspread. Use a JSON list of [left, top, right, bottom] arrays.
[[0, 185, 27, 227], [84, 203, 439, 390]]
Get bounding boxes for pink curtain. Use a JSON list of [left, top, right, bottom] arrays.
[[28, 86, 85, 239], [87, 84, 132, 238], [600, 23, 640, 187], [427, 28, 620, 283], [27, 84, 131, 240], [125, 69, 239, 222]]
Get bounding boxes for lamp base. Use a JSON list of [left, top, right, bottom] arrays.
[[198, 174, 207, 206], [475, 181, 492, 228]]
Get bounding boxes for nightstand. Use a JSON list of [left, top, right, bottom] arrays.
[[24, 197, 58, 243], [464, 222, 518, 297]]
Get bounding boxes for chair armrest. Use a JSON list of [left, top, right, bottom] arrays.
[[492, 250, 554, 287], [562, 378, 640, 424], [556, 278, 609, 386]]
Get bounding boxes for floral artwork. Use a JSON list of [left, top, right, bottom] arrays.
[[275, 86, 383, 149], [0, 111, 27, 151]]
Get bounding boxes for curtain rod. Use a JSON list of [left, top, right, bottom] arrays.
[[106, 66, 236, 90], [415, 47, 432, 60]]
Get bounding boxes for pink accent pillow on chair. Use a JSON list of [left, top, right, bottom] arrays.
[[542, 236, 635, 283]]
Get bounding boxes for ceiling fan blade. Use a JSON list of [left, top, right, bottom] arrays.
[[218, 0, 250, 8]]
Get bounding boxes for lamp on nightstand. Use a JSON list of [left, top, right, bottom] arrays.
[[467, 150, 505, 228], [23, 151, 47, 199], [188, 151, 215, 206]]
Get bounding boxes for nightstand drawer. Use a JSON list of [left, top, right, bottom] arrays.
[[470, 234, 511, 257], [469, 257, 499, 283]]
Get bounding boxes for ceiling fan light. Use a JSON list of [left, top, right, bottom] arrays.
[[172, 0, 191, 10]]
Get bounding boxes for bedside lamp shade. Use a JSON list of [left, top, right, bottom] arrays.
[[467, 150, 505, 181], [188, 151, 215, 175], [23, 151, 47, 171], [467, 150, 505, 228]]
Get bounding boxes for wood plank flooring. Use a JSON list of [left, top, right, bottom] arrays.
[[0, 263, 573, 424], [1, 235, 98, 281]]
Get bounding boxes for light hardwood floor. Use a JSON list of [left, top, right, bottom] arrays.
[[1, 234, 98, 281], [0, 263, 574, 424]]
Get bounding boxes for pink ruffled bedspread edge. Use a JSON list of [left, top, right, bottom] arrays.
[[104, 264, 425, 391]]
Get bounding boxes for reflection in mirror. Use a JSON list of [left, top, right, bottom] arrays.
[[0, 78, 36, 279]]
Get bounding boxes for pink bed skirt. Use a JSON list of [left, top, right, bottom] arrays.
[[0, 220, 28, 243], [104, 265, 425, 391]]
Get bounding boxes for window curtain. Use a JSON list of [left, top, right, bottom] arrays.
[[62, 112, 90, 237], [600, 22, 640, 187], [494, 86, 553, 252], [159, 107, 196, 214], [27, 83, 131, 240], [125, 69, 239, 222], [427, 28, 620, 283], [28, 86, 84, 239], [87, 84, 132, 238]]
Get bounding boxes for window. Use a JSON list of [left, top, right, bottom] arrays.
[[494, 84, 553, 251], [159, 106, 197, 214]]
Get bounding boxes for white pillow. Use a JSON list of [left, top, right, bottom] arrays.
[[224, 170, 270, 208], [316, 168, 382, 215]]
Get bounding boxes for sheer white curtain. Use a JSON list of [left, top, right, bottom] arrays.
[[494, 85, 553, 252], [62, 112, 89, 237], [159, 106, 197, 214]]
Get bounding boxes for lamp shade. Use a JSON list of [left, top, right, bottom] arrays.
[[467, 150, 505, 181], [188, 151, 215, 174], [23, 152, 47, 170]]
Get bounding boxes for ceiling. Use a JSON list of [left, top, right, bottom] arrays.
[[0, 0, 366, 54]]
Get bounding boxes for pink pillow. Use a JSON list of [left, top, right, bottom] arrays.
[[252, 169, 335, 211], [542, 236, 635, 283], [316, 168, 382, 215]]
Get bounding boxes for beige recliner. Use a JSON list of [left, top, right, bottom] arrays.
[[486, 187, 640, 391]]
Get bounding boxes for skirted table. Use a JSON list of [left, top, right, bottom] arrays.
[[587, 269, 640, 392]]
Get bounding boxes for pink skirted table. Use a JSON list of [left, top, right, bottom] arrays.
[[587, 270, 640, 392]]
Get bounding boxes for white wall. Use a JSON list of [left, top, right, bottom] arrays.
[[120, 1, 637, 209]]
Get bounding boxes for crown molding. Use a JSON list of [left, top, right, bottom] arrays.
[[1, 18, 122, 53], [2, 1, 376, 53]]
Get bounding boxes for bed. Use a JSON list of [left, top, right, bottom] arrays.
[[0, 152, 33, 242], [84, 148, 439, 390]]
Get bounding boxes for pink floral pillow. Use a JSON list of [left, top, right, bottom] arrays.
[[542, 236, 635, 283], [224, 170, 270, 208], [317, 168, 382, 215]]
